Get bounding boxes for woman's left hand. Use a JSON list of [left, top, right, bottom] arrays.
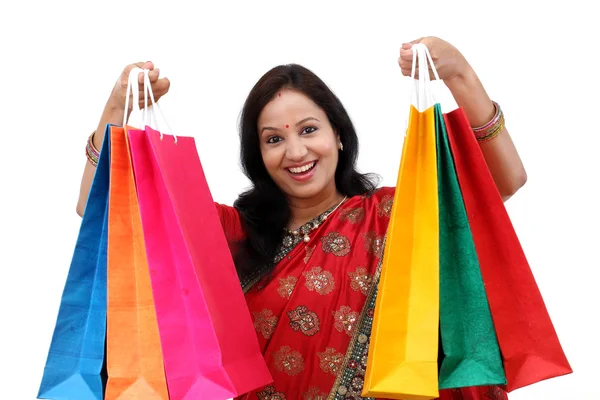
[[398, 36, 472, 83]]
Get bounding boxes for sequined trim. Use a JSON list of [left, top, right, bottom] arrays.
[[327, 237, 386, 400], [273, 345, 305, 376], [274, 235, 303, 265], [280, 202, 341, 254], [242, 202, 342, 293], [287, 305, 320, 336], [321, 232, 351, 257], [241, 267, 268, 294], [253, 309, 278, 339], [303, 266, 335, 295]]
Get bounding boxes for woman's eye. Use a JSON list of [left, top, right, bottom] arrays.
[[302, 126, 317, 135], [267, 136, 282, 144]]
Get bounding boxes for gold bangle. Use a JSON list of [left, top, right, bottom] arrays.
[[88, 131, 100, 155], [474, 101, 505, 142], [86, 131, 100, 167]]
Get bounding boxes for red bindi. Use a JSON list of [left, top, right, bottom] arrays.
[[286, 124, 289, 128], [278, 93, 281, 97]]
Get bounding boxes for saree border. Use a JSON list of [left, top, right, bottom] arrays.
[[239, 199, 388, 398], [327, 236, 386, 400]]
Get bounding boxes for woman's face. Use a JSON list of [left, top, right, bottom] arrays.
[[258, 88, 340, 201]]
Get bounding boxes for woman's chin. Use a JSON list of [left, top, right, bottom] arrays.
[[282, 181, 325, 200]]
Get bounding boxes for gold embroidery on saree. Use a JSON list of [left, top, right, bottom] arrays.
[[317, 347, 344, 376], [273, 345, 304, 376], [303, 267, 335, 295], [327, 237, 386, 400], [377, 194, 393, 218], [253, 309, 278, 339], [362, 231, 384, 258], [321, 232, 351, 257], [339, 207, 365, 224], [287, 305, 320, 336], [304, 245, 316, 264], [277, 276, 298, 300], [257, 385, 287, 400], [333, 306, 359, 337], [348, 267, 372, 296], [302, 387, 327, 400], [242, 201, 342, 294]]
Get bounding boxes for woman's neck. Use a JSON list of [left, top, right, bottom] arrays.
[[287, 187, 345, 230]]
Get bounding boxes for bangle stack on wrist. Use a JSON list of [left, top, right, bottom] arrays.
[[473, 101, 505, 142], [86, 131, 100, 167]]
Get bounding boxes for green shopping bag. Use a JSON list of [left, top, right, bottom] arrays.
[[435, 103, 506, 388]]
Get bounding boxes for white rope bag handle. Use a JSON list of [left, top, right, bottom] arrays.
[[142, 69, 177, 143]]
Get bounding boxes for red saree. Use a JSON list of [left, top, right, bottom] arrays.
[[217, 187, 507, 400]]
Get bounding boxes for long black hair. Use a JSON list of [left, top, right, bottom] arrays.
[[233, 64, 379, 282]]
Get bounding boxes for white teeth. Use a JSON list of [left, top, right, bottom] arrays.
[[288, 162, 316, 174]]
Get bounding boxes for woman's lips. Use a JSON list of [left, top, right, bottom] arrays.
[[286, 161, 317, 181]]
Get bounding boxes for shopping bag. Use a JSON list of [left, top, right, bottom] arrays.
[[435, 103, 506, 389], [127, 68, 272, 399], [37, 126, 111, 400], [443, 106, 572, 391], [363, 44, 439, 399], [105, 124, 169, 399]]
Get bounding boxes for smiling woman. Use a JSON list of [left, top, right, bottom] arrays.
[[259, 103, 337, 192], [75, 37, 527, 399], [233, 66, 379, 285], [259, 91, 344, 213]]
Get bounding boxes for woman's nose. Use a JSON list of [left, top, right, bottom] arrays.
[[285, 138, 308, 161]]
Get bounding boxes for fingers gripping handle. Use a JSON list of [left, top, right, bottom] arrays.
[[123, 67, 177, 143], [124, 67, 144, 128]]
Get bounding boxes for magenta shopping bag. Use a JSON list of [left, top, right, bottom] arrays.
[[128, 126, 272, 399]]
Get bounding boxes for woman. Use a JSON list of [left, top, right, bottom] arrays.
[[78, 37, 526, 399]]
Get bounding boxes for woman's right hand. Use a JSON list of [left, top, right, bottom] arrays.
[[79, 61, 171, 217], [106, 61, 171, 112]]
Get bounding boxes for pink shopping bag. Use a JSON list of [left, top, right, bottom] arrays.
[[128, 125, 272, 399]]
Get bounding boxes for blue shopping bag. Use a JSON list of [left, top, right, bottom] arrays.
[[37, 126, 111, 399]]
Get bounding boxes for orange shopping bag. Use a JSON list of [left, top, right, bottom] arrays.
[[105, 72, 169, 399]]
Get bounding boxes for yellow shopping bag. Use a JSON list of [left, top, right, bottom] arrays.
[[362, 103, 439, 399]]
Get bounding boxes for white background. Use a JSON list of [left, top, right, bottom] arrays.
[[1, 0, 598, 398]]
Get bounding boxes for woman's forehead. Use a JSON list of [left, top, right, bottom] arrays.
[[259, 90, 323, 124]]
